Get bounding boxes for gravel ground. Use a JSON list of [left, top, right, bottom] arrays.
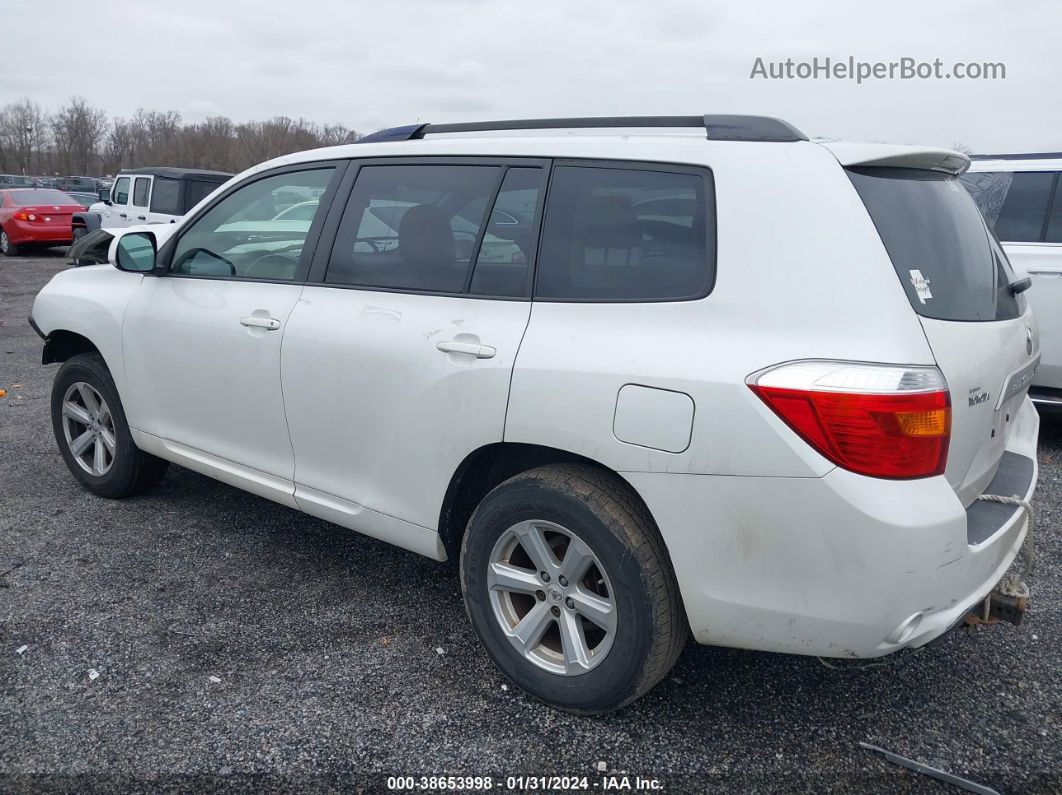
[[1, 254, 1060, 793]]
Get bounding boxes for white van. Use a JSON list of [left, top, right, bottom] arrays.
[[962, 154, 1062, 405], [32, 116, 1039, 713]]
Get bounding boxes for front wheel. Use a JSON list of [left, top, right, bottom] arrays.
[[460, 464, 686, 714], [1, 228, 19, 256], [51, 353, 168, 498]]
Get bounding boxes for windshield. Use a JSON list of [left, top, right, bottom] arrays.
[[847, 167, 1023, 322]]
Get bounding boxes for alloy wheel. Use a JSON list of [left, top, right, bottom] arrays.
[[0, 231, 9, 254], [487, 520, 617, 675], [61, 381, 116, 476]]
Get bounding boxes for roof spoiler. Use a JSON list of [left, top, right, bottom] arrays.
[[820, 142, 970, 176], [358, 115, 808, 144]]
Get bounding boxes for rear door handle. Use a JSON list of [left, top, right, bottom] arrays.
[[240, 316, 281, 331], [436, 340, 496, 359], [118, 213, 127, 219], [136, 215, 146, 221]]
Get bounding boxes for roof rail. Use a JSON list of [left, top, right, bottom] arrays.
[[970, 151, 1062, 161], [357, 115, 807, 144]]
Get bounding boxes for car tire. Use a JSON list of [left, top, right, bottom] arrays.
[[1, 228, 20, 256], [460, 463, 686, 714], [51, 352, 168, 498]]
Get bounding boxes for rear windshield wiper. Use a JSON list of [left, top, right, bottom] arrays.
[[1009, 277, 1032, 295]]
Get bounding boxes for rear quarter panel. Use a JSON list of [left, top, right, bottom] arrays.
[[506, 141, 937, 476]]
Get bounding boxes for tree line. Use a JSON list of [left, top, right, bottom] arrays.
[[0, 97, 363, 178]]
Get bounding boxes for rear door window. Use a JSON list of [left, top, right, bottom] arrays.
[[326, 164, 502, 294], [132, 177, 151, 208], [960, 170, 1058, 242], [150, 177, 181, 215], [849, 167, 1022, 321], [534, 164, 715, 301]]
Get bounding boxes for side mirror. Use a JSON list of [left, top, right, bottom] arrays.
[[114, 232, 157, 273], [98, 188, 111, 204]]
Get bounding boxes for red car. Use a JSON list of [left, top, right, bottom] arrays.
[[0, 189, 84, 256]]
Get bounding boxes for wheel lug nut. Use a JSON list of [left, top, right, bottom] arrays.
[[565, 597, 575, 610], [535, 590, 546, 602], [551, 606, 560, 617], [540, 572, 550, 583], [558, 576, 568, 587]]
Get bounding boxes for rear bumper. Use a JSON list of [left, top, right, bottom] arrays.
[[5, 219, 74, 244], [625, 396, 1039, 658]]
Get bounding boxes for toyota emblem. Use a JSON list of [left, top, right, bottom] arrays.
[[1026, 326, 1034, 356]]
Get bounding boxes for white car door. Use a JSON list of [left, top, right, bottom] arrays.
[[101, 176, 132, 228], [280, 161, 546, 555], [122, 164, 344, 504], [128, 175, 153, 225], [1005, 241, 1062, 388]]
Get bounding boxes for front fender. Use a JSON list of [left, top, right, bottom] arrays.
[[31, 266, 144, 416]]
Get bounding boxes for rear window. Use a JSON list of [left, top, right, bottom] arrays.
[[848, 167, 1022, 322], [535, 164, 715, 301], [10, 190, 78, 206], [183, 180, 219, 212]]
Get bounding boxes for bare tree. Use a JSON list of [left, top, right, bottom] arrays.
[[51, 97, 108, 174], [0, 98, 49, 174]]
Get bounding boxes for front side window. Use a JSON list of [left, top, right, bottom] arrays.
[[132, 177, 150, 207], [326, 164, 501, 293], [535, 165, 715, 301], [113, 177, 130, 205], [170, 168, 335, 281], [960, 170, 1057, 242]]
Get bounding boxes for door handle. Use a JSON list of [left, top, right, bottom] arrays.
[[240, 316, 281, 330], [119, 213, 127, 219], [137, 215, 146, 221], [436, 340, 496, 359], [1027, 269, 1061, 277]]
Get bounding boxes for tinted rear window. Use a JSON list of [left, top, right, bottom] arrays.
[[150, 177, 181, 215], [10, 190, 79, 206], [848, 167, 1022, 322]]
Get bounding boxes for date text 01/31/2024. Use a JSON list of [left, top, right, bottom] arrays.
[[385, 775, 665, 791]]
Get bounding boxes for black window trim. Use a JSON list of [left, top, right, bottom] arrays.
[[155, 160, 350, 285], [1040, 171, 1061, 243], [531, 158, 718, 304], [305, 155, 552, 302]]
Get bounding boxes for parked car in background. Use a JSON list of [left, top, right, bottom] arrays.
[[962, 153, 1062, 407], [37, 116, 1039, 713], [56, 176, 102, 193], [65, 192, 99, 209], [36, 178, 62, 189], [0, 174, 37, 188], [0, 188, 84, 255]]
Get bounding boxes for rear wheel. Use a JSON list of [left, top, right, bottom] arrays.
[[51, 353, 168, 498], [1, 228, 19, 256], [460, 464, 686, 714]]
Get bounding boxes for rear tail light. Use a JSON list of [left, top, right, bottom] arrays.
[[747, 360, 950, 479], [14, 211, 35, 221]]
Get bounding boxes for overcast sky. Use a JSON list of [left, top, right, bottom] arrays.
[[4, 0, 1060, 152]]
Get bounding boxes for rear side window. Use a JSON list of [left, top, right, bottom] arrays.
[[184, 180, 222, 212], [132, 177, 150, 207], [849, 167, 1022, 322], [326, 164, 501, 294], [535, 164, 714, 301], [150, 177, 180, 215], [960, 171, 1058, 242]]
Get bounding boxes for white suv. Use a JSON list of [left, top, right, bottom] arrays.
[[30, 115, 1040, 713], [962, 154, 1062, 406]]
